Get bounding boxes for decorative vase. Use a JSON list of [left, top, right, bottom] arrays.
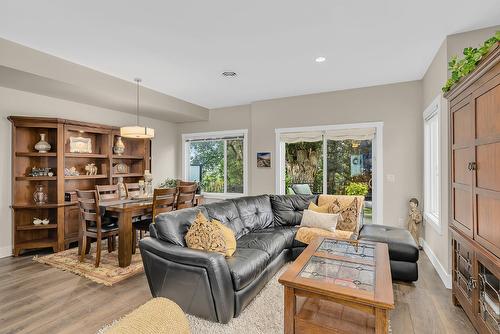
[[34, 134, 51, 153], [113, 136, 125, 155], [33, 184, 48, 205]]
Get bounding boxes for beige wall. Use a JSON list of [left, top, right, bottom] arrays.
[[178, 81, 424, 229], [0, 87, 178, 256]]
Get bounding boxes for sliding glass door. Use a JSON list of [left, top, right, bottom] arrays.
[[277, 123, 382, 224]]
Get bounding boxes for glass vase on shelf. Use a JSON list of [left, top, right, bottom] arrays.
[[33, 184, 48, 205]]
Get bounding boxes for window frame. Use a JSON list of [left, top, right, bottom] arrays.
[[423, 95, 441, 234], [181, 129, 248, 199], [275, 122, 383, 225]]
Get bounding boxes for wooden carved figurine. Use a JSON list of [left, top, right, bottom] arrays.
[[407, 198, 423, 250], [85, 163, 98, 175]]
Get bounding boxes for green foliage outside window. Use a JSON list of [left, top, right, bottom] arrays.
[[345, 182, 369, 196], [189, 139, 244, 193]]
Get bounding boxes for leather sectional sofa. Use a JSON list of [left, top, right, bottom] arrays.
[[139, 194, 419, 323]]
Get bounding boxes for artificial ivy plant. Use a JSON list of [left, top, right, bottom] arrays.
[[442, 31, 500, 93]]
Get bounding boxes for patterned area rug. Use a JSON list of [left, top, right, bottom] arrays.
[[33, 243, 143, 286]]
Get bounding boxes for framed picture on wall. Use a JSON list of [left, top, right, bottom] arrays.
[[257, 152, 271, 168]]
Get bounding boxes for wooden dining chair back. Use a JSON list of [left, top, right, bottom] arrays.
[[152, 188, 177, 222], [125, 183, 141, 199], [76, 190, 119, 267], [179, 181, 197, 187], [176, 184, 198, 210], [96, 184, 120, 202]]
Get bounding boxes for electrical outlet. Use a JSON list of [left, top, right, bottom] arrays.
[[386, 174, 396, 183]]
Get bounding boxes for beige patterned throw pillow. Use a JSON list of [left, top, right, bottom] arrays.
[[329, 198, 359, 232], [185, 212, 227, 255]]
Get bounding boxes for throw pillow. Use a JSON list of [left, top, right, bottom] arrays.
[[185, 212, 226, 255], [308, 202, 330, 213], [300, 209, 340, 232], [212, 220, 236, 257], [295, 227, 354, 244], [329, 198, 359, 232]]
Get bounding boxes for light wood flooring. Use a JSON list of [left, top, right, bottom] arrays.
[[0, 250, 476, 334]]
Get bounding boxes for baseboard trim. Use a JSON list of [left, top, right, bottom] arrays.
[[420, 238, 452, 289], [0, 245, 13, 258]]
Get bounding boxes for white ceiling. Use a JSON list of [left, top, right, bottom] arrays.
[[1, 1, 499, 109]]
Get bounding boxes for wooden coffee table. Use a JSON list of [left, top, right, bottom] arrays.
[[279, 237, 394, 334]]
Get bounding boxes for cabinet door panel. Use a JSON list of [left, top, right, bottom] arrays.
[[64, 206, 80, 241], [453, 103, 474, 146], [454, 148, 472, 185], [476, 84, 500, 140], [454, 188, 473, 235], [476, 194, 500, 257], [476, 142, 500, 191]]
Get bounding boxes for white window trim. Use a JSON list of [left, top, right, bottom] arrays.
[[181, 129, 248, 199], [275, 122, 383, 225], [423, 95, 441, 235]]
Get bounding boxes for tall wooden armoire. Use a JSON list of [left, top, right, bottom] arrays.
[[445, 42, 499, 333]]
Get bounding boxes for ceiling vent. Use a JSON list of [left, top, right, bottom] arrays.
[[222, 71, 237, 77]]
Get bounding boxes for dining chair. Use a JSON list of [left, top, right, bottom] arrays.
[[76, 190, 119, 267], [176, 184, 198, 209], [95, 184, 120, 202], [152, 187, 177, 223], [125, 183, 141, 199]]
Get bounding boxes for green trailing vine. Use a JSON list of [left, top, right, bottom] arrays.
[[442, 31, 500, 93]]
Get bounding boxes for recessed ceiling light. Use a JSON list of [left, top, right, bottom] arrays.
[[222, 71, 237, 77], [315, 56, 326, 63]]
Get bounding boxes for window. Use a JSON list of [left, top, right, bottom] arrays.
[[182, 130, 247, 196], [423, 96, 440, 231]]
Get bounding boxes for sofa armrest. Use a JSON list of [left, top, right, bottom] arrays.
[[139, 237, 235, 323]]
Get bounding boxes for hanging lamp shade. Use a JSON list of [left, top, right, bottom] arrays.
[[120, 125, 155, 138], [120, 78, 155, 139]]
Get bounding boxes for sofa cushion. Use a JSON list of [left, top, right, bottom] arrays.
[[204, 201, 246, 239], [270, 194, 318, 226], [231, 195, 274, 232], [255, 226, 299, 248], [226, 248, 270, 290], [359, 224, 419, 262], [236, 230, 287, 259], [155, 207, 209, 247]]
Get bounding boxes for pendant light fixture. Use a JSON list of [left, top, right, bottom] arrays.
[[120, 78, 155, 139]]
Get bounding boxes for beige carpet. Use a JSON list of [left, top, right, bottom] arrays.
[[99, 264, 391, 333], [34, 243, 143, 286]]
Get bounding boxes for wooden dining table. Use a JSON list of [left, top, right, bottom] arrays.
[[101, 194, 204, 268]]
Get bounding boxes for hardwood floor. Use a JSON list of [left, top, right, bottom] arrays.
[[0, 250, 476, 334]]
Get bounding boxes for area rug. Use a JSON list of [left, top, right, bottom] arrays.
[[33, 244, 143, 286], [98, 264, 391, 334]]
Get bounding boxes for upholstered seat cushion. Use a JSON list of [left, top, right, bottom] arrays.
[[236, 230, 287, 259], [226, 248, 270, 290], [359, 224, 419, 262], [270, 194, 318, 226], [231, 195, 274, 232], [86, 222, 119, 233], [204, 201, 246, 239]]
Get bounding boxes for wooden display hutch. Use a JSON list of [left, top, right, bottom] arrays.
[[9, 116, 151, 255], [445, 42, 499, 334]]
